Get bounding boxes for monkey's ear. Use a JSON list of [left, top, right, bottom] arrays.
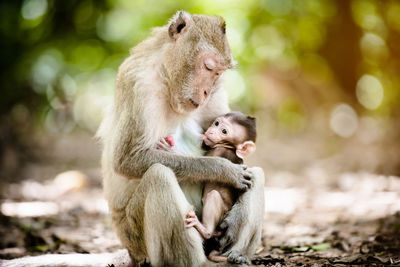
[[236, 141, 256, 159], [247, 116, 256, 122], [168, 11, 191, 41], [221, 20, 226, 34]]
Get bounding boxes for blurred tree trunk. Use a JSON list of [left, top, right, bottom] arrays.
[[320, 0, 362, 105]]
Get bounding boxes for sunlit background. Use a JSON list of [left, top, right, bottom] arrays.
[[1, 0, 400, 262], [2, 0, 400, 176]]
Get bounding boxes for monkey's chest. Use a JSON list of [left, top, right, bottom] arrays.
[[180, 183, 203, 217], [168, 118, 203, 156], [168, 118, 204, 215]]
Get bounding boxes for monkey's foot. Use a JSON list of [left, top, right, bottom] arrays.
[[208, 250, 228, 263], [226, 250, 250, 265], [212, 230, 223, 237]]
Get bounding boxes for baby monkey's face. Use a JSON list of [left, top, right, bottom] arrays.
[[202, 116, 246, 147]]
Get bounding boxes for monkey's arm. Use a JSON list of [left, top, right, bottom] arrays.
[[110, 96, 251, 189], [115, 145, 252, 190]]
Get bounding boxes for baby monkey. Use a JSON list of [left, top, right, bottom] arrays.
[[158, 112, 256, 262]]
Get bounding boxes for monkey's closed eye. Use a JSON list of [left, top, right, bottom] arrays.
[[204, 64, 213, 71]]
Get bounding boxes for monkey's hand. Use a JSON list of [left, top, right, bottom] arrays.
[[156, 137, 177, 153], [222, 161, 253, 191]]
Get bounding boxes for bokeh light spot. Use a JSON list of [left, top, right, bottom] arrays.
[[251, 25, 286, 60], [73, 69, 115, 131], [97, 9, 136, 42], [1, 201, 58, 217], [223, 70, 246, 103], [70, 40, 105, 71], [360, 33, 388, 60], [31, 49, 63, 93], [356, 74, 384, 110], [21, 0, 48, 20], [60, 74, 78, 98], [330, 103, 358, 138], [262, 0, 293, 16]]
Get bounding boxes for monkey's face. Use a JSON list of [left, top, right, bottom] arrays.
[[166, 12, 234, 114], [185, 51, 227, 108], [202, 117, 246, 147]]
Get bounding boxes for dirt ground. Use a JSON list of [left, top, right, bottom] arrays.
[[0, 131, 399, 266]]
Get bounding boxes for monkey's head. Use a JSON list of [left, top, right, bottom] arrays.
[[164, 11, 235, 114], [202, 112, 256, 159]]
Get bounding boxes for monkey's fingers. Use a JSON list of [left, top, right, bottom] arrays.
[[186, 210, 196, 218], [160, 139, 170, 147], [184, 218, 197, 228], [156, 141, 166, 149], [165, 135, 175, 146], [236, 182, 249, 191], [241, 170, 254, 188], [160, 138, 171, 146], [184, 218, 196, 224], [238, 177, 252, 191], [243, 169, 254, 180], [185, 222, 197, 228], [157, 142, 172, 151]]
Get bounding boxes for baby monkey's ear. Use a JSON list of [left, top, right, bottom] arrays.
[[236, 141, 256, 159]]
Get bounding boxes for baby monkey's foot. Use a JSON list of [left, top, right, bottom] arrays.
[[184, 210, 212, 240], [213, 230, 223, 237]]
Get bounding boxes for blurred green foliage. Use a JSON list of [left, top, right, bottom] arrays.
[[1, 0, 400, 136]]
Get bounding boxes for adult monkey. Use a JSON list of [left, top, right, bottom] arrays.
[[98, 11, 265, 267]]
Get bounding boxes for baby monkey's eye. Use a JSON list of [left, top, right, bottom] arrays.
[[222, 129, 227, 134], [215, 121, 219, 126]]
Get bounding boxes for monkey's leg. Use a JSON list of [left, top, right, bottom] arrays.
[[126, 163, 221, 267], [208, 250, 228, 263], [201, 189, 227, 239], [219, 167, 265, 264]]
